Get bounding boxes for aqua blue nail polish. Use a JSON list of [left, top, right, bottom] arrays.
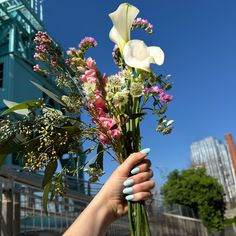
[[123, 179, 134, 187], [131, 167, 140, 175], [125, 195, 134, 201], [140, 148, 151, 155], [123, 187, 133, 194]]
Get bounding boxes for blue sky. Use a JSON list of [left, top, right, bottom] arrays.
[[43, 0, 236, 185]]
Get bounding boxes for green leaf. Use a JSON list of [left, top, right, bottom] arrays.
[[158, 116, 166, 124], [42, 160, 58, 187], [97, 142, 104, 171], [59, 126, 81, 134], [1, 100, 43, 116], [42, 181, 51, 215], [31, 81, 66, 106], [129, 112, 147, 120], [0, 154, 7, 167], [3, 99, 29, 115]]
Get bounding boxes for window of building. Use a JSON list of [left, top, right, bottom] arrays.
[[0, 63, 4, 88]]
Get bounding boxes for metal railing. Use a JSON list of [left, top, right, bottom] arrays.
[[0, 165, 208, 236]]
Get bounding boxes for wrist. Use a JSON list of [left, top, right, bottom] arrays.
[[92, 190, 116, 225]]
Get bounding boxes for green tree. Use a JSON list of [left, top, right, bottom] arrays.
[[161, 168, 226, 232]]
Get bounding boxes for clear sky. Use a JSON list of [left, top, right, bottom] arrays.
[[42, 0, 236, 185]]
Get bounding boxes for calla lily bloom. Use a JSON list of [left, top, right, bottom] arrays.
[[109, 3, 139, 53], [123, 40, 165, 72]]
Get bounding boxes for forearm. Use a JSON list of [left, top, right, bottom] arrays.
[[63, 192, 114, 236]]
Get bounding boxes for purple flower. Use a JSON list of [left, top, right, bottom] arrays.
[[112, 44, 120, 65], [132, 17, 154, 34], [144, 87, 152, 93], [159, 92, 173, 103], [152, 86, 162, 94]]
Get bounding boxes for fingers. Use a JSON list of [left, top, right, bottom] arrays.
[[126, 192, 152, 201], [123, 180, 155, 202], [128, 170, 153, 185], [117, 148, 150, 176], [130, 159, 151, 175], [122, 159, 154, 201]]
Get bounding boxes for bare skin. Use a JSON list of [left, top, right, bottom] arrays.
[[63, 151, 155, 236]]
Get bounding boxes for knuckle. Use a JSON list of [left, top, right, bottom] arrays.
[[149, 180, 155, 189], [149, 170, 154, 178], [146, 159, 151, 167]]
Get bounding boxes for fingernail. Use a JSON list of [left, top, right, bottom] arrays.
[[140, 148, 151, 155], [131, 167, 140, 175], [123, 179, 134, 187], [123, 187, 133, 194], [125, 195, 134, 201]]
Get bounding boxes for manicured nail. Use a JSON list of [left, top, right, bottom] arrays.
[[123, 179, 134, 187], [131, 167, 140, 175], [125, 195, 134, 201], [123, 187, 133, 194], [140, 148, 151, 155]]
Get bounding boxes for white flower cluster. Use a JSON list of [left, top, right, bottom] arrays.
[[130, 82, 144, 97], [83, 82, 96, 102], [105, 74, 129, 106], [62, 95, 81, 113]]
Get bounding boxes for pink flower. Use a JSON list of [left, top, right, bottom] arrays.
[[67, 47, 78, 56], [99, 117, 117, 130], [98, 134, 108, 144], [108, 129, 121, 139], [86, 57, 97, 69], [34, 53, 41, 60], [99, 117, 121, 139], [96, 116, 121, 144], [34, 31, 52, 45], [79, 69, 97, 83], [94, 95, 106, 110], [33, 64, 40, 72], [79, 37, 98, 48], [95, 107, 107, 117]]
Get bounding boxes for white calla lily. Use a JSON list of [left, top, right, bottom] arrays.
[[123, 40, 165, 72], [109, 3, 139, 53]]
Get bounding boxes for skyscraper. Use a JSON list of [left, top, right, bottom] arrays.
[[190, 136, 236, 203]]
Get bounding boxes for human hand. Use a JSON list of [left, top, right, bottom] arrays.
[[63, 148, 154, 236], [95, 148, 155, 222]]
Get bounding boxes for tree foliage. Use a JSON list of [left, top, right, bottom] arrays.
[[161, 168, 226, 232]]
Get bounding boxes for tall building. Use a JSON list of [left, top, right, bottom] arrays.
[[0, 2, 86, 235], [0, 0, 63, 109], [190, 135, 236, 203], [0, 0, 85, 170]]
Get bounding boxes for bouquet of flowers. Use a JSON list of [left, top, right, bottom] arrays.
[[0, 3, 173, 235]]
